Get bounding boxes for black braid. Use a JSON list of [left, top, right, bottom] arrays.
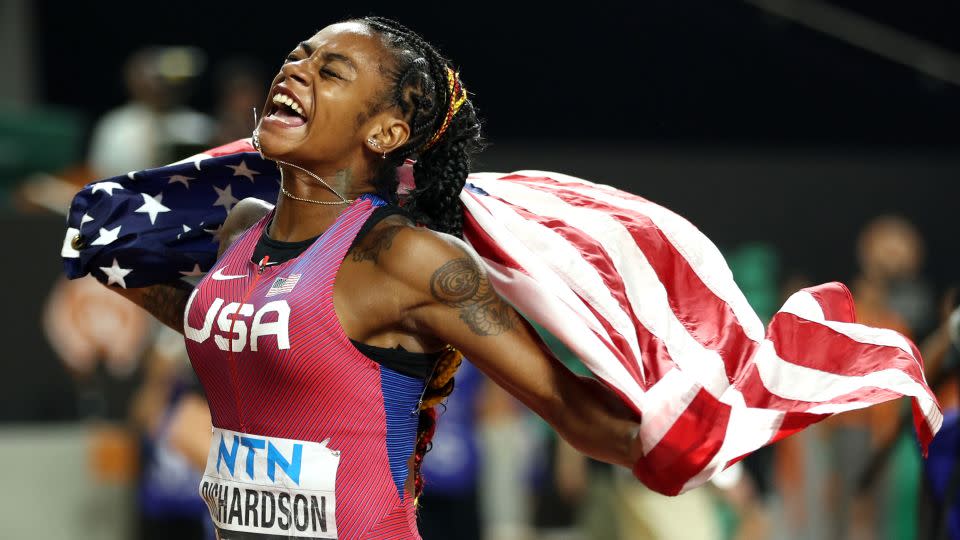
[[358, 16, 484, 238], [350, 17, 480, 502]]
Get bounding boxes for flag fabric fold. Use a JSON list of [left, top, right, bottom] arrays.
[[62, 140, 941, 495]]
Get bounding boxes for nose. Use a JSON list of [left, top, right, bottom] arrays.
[[280, 59, 310, 87]]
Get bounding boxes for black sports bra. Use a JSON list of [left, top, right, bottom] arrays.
[[250, 205, 439, 380]]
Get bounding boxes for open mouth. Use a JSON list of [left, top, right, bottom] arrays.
[[266, 89, 307, 127]]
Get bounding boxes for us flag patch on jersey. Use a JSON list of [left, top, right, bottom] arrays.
[[266, 274, 301, 297]]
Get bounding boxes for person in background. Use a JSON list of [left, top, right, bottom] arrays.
[[916, 285, 960, 539], [417, 359, 484, 540], [129, 327, 210, 540], [855, 215, 934, 338], [825, 215, 934, 540], [88, 47, 213, 178], [211, 58, 267, 146]]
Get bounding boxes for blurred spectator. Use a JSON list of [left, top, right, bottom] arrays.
[[479, 379, 537, 540], [419, 359, 485, 540], [43, 275, 152, 418], [917, 285, 960, 539], [129, 327, 209, 540], [88, 47, 213, 178], [856, 215, 935, 338], [819, 215, 936, 540], [211, 58, 267, 146]]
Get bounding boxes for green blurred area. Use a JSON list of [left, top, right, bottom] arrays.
[[725, 242, 780, 324], [0, 103, 85, 205]]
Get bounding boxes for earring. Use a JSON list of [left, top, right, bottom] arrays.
[[368, 138, 386, 159], [252, 107, 262, 153]]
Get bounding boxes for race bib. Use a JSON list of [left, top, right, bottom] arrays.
[[200, 428, 341, 539]]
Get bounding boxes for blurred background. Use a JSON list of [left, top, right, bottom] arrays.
[[1, 0, 958, 538]]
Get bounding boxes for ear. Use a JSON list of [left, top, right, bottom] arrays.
[[365, 114, 410, 156]]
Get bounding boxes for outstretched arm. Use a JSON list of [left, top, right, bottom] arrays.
[[111, 283, 193, 333], [384, 228, 642, 468], [101, 197, 274, 334]]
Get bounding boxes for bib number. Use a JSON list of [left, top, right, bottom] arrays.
[[200, 428, 340, 539]]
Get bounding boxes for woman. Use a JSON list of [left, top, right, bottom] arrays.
[[112, 17, 642, 539]]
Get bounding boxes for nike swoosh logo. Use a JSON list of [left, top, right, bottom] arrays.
[[210, 267, 247, 281]]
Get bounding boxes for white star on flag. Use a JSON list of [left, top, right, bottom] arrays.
[[168, 174, 195, 188], [99, 258, 133, 288], [90, 181, 124, 196], [228, 160, 260, 181], [212, 185, 240, 212], [80, 213, 94, 227], [135, 193, 171, 225], [90, 225, 122, 246], [179, 263, 205, 277]]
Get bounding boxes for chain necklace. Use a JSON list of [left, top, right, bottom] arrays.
[[276, 159, 355, 206], [252, 109, 354, 206]]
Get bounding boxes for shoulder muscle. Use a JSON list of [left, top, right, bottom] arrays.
[[378, 227, 519, 337], [218, 197, 273, 258]]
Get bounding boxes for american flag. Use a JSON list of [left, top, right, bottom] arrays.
[[266, 274, 302, 297], [63, 140, 941, 495]]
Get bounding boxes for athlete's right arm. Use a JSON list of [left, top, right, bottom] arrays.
[[101, 197, 274, 334]]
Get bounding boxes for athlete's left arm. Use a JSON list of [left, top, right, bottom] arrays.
[[385, 228, 642, 469]]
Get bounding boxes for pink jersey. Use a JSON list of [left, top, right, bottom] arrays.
[[184, 195, 423, 539]]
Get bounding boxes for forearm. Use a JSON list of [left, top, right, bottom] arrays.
[[105, 281, 192, 334], [550, 374, 641, 468]]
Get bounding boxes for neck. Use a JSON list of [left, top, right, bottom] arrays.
[[269, 163, 371, 242]]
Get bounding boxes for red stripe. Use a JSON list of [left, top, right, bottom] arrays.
[[486, 199, 659, 386], [501, 177, 759, 382], [804, 282, 857, 323], [462, 193, 528, 274], [205, 139, 256, 156], [767, 311, 926, 384], [633, 388, 730, 495]]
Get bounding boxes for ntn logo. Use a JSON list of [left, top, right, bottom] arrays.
[[217, 432, 303, 485]]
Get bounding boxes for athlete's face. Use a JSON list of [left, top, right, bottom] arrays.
[[256, 22, 408, 170]]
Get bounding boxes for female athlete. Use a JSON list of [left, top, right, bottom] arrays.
[[110, 16, 642, 539]]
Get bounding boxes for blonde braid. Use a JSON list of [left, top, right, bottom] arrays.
[[420, 345, 463, 408], [412, 345, 464, 501]]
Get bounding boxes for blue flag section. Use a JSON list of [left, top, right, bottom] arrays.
[[62, 142, 281, 288]]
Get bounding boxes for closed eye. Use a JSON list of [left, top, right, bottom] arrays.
[[320, 67, 342, 79]]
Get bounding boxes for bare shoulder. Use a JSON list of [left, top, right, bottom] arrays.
[[218, 197, 274, 257], [381, 226, 521, 338], [376, 224, 480, 282]]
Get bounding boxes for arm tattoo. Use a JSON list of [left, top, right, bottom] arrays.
[[430, 258, 519, 336], [349, 226, 402, 264], [141, 283, 192, 332]]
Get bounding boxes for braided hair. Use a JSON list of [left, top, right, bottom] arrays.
[[359, 16, 483, 237], [355, 16, 483, 501]]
